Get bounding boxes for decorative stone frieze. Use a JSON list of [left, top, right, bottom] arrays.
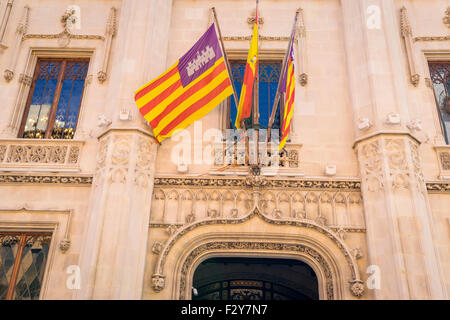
[[154, 176, 361, 190], [0, 174, 93, 185]]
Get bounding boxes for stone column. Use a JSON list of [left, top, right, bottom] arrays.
[[341, 0, 447, 299], [76, 0, 172, 299]]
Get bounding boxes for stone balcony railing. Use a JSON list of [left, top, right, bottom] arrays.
[[0, 139, 84, 172], [212, 142, 302, 176]]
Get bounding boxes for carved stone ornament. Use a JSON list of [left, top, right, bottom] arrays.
[[178, 241, 335, 300], [4, 69, 13, 81], [299, 73, 308, 87], [439, 152, 450, 171], [22, 8, 104, 45], [19, 73, 33, 86], [154, 176, 362, 190], [151, 274, 166, 292], [152, 242, 163, 255], [59, 238, 71, 253], [247, 10, 264, 28], [0, 174, 93, 185], [97, 114, 112, 128], [411, 74, 420, 86], [97, 71, 107, 83], [443, 7, 450, 28], [352, 247, 363, 260], [359, 141, 384, 192], [166, 225, 178, 236], [350, 280, 365, 298]]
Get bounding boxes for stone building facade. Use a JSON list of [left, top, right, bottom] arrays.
[[0, 0, 449, 300]]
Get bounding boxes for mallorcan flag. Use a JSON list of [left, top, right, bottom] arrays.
[[234, 9, 259, 129], [279, 41, 295, 150], [135, 24, 233, 143]]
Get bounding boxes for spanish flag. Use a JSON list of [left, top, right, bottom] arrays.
[[234, 7, 259, 129], [135, 24, 233, 143], [279, 39, 295, 150]]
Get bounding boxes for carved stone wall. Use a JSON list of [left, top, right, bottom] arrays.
[[356, 134, 447, 299], [76, 130, 158, 300], [151, 177, 365, 230]]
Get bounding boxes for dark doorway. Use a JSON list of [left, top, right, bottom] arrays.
[[192, 257, 319, 300]]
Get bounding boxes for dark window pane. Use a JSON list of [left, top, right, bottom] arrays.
[[229, 61, 281, 132], [12, 235, 51, 300], [23, 61, 62, 139], [0, 235, 21, 300], [51, 61, 88, 139], [429, 62, 450, 144]]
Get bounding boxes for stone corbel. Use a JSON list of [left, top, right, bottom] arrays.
[[400, 7, 420, 87], [4, 5, 28, 81], [295, 8, 307, 86], [98, 7, 117, 83], [0, 0, 14, 51]]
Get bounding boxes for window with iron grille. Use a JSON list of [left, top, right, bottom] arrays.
[[0, 232, 52, 300], [428, 61, 450, 144], [19, 58, 89, 139], [228, 61, 282, 134]]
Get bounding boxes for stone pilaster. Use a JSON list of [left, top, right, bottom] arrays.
[[356, 134, 446, 299], [341, 0, 447, 299], [77, 130, 157, 299], [76, 0, 172, 299]]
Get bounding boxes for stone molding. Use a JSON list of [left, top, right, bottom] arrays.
[[0, 0, 14, 50], [151, 199, 364, 298], [413, 36, 450, 42], [154, 176, 361, 190], [0, 206, 73, 253], [0, 174, 93, 185], [178, 241, 335, 300], [400, 7, 420, 86]]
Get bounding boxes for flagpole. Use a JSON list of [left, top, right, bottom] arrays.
[[212, 7, 248, 166], [266, 10, 299, 145], [253, 0, 260, 168], [212, 7, 239, 110]]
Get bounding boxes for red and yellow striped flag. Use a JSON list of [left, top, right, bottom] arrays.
[[135, 24, 233, 143], [279, 43, 295, 150], [235, 7, 259, 129]]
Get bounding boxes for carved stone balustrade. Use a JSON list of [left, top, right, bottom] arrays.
[[212, 142, 302, 176], [0, 139, 84, 172]]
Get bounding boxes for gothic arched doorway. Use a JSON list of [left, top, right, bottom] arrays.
[[192, 257, 319, 300]]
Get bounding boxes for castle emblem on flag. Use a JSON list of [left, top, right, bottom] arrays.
[[186, 46, 216, 77]]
